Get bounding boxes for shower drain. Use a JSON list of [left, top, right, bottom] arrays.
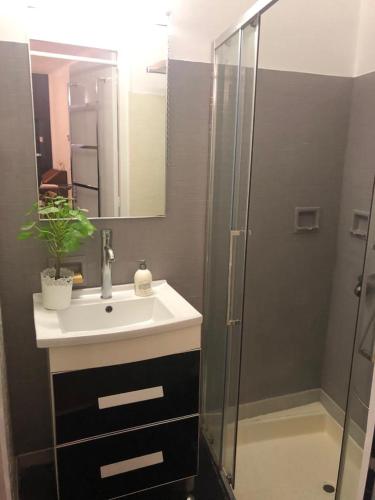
[[322, 484, 335, 494]]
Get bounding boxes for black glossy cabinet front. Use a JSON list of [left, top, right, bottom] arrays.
[[57, 416, 199, 500], [53, 350, 200, 444]]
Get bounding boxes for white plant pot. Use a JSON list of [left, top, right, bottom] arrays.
[[41, 267, 74, 310]]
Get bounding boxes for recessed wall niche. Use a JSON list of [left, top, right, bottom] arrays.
[[294, 207, 320, 233], [350, 210, 369, 240]]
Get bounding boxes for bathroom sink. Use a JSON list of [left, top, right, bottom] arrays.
[[33, 280, 202, 347], [58, 295, 174, 333]]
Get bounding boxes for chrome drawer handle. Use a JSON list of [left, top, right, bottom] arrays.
[[100, 451, 164, 478], [98, 386, 164, 409]]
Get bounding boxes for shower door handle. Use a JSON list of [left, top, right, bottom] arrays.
[[226, 229, 242, 327]]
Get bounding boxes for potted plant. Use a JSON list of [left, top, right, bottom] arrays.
[[18, 196, 96, 310]]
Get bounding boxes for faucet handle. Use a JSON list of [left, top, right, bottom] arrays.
[[107, 247, 115, 262], [101, 228, 112, 246]]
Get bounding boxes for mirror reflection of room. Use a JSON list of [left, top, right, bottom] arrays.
[[31, 41, 119, 217], [30, 22, 167, 219]]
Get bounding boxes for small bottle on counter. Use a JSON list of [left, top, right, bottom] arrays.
[[134, 260, 153, 297]]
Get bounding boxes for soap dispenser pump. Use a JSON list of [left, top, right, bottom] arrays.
[[134, 260, 153, 297]]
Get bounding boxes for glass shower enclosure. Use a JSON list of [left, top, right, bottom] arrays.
[[202, 16, 259, 486], [202, 0, 375, 498]]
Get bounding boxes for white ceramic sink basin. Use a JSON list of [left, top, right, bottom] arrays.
[[58, 295, 174, 333], [33, 280, 202, 347]]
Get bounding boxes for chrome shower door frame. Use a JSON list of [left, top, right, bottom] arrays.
[[202, 0, 278, 492]]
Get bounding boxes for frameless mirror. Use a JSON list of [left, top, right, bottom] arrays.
[[30, 25, 167, 219]]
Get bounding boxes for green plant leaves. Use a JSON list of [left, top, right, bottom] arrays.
[[18, 196, 97, 261], [20, 222, 36, 231], [38, 206, 60, 215], [53, 197, 68, 205], [17, 231, 33, 240]]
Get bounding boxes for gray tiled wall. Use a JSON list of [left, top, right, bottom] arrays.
[[240, 69, 353, 404], [239, 68, 375, 419], [321, 71, 375, 421], [0, 41, 212, 454], [0, 42, 50, 455]]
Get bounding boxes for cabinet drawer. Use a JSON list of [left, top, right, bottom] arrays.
[[53, 350, 200, 444], [57, 416, 199, 500]]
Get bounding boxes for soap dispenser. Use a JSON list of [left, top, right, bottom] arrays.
[[134, 260, 153, 297]]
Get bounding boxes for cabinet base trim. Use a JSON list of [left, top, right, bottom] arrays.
[[107, 475, 197, 499]]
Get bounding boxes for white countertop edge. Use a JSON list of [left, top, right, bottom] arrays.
[[36, 318, 202, 348]]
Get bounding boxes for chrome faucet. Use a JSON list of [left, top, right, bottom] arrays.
[[101, 229, 115, 299]]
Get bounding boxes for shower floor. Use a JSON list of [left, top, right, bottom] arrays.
[[234, 402, 361, 500]]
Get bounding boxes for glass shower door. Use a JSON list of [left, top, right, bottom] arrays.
[[202, 28, 241, 469], [202, 20, 259, 487], [337, 180, 375, 500]]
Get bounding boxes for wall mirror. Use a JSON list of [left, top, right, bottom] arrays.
[[30, 25, 167, 219]]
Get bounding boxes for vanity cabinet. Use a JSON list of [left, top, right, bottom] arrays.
[[57, 417, 199, 499], [53, 351, 200, 444], [48, 327, 201, 499]]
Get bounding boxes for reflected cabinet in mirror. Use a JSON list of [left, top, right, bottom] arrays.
[[30, 27, 167, 218]]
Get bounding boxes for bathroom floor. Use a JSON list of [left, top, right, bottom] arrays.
[[234, 402, 361, 500], [18, 405, 362, 500], [18, 435, 230, 500]]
